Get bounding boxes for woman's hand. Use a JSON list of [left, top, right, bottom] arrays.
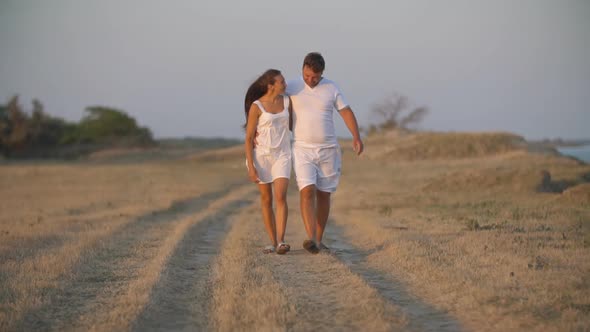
[[248, 166, 260, 183]]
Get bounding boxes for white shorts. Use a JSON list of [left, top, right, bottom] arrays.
[[247, 148, 291, 184], [292, 143, 341, 192]]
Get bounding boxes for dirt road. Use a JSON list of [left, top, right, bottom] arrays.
[[4, 180, 462, 331], [2, 137, 589, 331]]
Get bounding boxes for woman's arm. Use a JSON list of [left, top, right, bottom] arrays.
[[245, 103, 261, 182]]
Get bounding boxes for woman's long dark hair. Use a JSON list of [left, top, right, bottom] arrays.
[[244, 69, 281, 129]]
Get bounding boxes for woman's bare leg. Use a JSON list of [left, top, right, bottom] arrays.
[[273, 178, 289, 243], [258, 183, 277, 247]]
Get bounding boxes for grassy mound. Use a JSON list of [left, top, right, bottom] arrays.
[[185, 144, 243, 162], [560, 183, 590, 204], [364, 131, 531, 160], [420, 167, 549, 193]]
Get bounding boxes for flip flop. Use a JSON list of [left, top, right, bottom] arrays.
[[276, 242, 290, 255], [302, 239, 319, 254], [262, 245, 275, 254]]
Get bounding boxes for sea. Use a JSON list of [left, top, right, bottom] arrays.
[[556, 144, 590, 163]]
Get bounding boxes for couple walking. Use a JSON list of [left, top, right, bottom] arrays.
[[244, 52, 363, 255]]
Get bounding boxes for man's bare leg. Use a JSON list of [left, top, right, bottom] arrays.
[[315, 190, 331, 244], [299, 185, 317, 241]]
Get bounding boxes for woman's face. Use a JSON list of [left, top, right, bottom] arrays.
[[270, 74, 286, 94]]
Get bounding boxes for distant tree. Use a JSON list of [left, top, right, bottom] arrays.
[[29, 99, 48, 146], [28, 99, 73, 148], [0, 103, 7, 155], [0, 96, 155, 158], [76, 106, 154, 145], [370, 92, 429, 134], [0, 95, 30, 153]]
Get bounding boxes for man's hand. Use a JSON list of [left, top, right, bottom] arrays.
[[338, 108, 363, 156], [352, 138, 364, 156]]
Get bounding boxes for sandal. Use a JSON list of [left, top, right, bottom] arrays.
[[276, 242, 290, 255], [262, 245, 275, 254], [318, 242, 330, 251], [302, 239, 319, 254]]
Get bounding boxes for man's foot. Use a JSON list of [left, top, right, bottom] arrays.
[[276, 243, 290, 255], [302, 239, 319, 254], [318, 242, 330, 251]]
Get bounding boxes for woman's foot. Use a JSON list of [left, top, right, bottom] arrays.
[[262, 245, 275, 254]]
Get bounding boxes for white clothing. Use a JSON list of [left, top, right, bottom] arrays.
[[286, 78, 348, 147], [248, 149, 291, 184], [292, 143, 341, 192], [248, 95, 292, 184], [287, 77, 348, 191], [252, 95, 291, 153]]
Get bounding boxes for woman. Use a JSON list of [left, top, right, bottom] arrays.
[[244, 69, 292, 254]]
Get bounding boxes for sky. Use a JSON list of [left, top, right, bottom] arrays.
[[0, 0, 588, 140]]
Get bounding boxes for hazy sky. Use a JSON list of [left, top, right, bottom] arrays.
[[1, 0, 588, 140]]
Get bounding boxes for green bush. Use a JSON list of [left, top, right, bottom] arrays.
[[0, 96, 155, 158], [75, 106, 154, 146]]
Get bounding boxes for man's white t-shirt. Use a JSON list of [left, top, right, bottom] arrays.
[[286, 77, 348, 147]]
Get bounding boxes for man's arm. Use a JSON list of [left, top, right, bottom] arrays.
[[338, 106, 364, 155], [288, 96, 294, 132]]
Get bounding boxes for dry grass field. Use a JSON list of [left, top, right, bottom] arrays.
[[1, 131, 589, 331]]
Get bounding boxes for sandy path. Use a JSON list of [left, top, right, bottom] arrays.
[[12, 184, 256, 331], [323, 222, 465, 332], [131, 198, 252, 331], [209, 189, 409, 331], [33, 182, 462, 331], [269, 191, 463, 331]]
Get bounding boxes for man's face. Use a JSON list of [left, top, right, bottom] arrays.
[[302, 65, 322, 88]]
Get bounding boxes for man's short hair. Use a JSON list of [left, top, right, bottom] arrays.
[[303, 52, 325, 73]]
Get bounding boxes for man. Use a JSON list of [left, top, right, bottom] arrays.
[[286, 52, 364, 254]]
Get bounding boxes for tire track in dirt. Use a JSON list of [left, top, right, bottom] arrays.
[[323, 221, 465, 332], [265, 249, 408, 331], [209, 202, 298, 331], [1, 179, 246, 263], [1, 183, 245, 331], [209, 186, 463, 331], [209, 199, 408, 331], [131, 198, 251, 331], [11, 184, 255, 331], [0, 204, 157, 263]]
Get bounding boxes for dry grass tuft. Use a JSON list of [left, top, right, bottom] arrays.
[[560, 183, 590, 204]]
